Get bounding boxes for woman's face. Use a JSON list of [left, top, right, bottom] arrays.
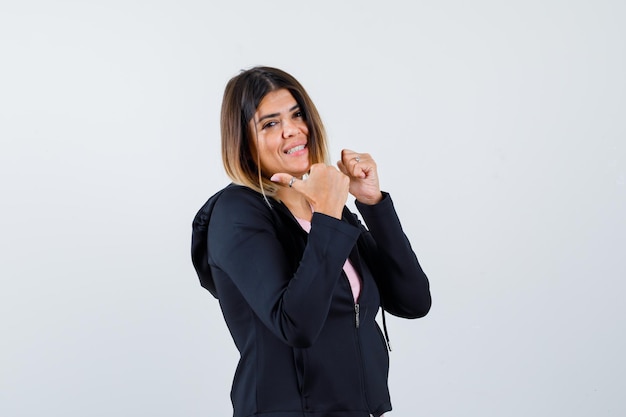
[[250, 88, 310, 178]]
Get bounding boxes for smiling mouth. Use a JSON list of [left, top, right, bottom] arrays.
[[286, 144, 306, 154]]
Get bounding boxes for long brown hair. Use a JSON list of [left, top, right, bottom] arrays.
[[220, 66, 329, 196]]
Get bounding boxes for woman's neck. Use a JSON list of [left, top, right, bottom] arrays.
[[277, 188, 312, 221]]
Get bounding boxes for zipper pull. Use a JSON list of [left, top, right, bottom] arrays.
[[355, 303, 360, 328]]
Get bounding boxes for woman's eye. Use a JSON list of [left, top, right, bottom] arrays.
[[262, 121, 277, 129], [294, 111, 304, 119]]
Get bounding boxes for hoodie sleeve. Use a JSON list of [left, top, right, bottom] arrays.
[[208, 187, 361, 348], [355, 192, 432, 319]]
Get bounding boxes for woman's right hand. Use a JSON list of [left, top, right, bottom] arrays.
[[271, 163, 350, 219]]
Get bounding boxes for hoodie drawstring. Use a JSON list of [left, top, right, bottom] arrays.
[[381, 309, 392, 352]]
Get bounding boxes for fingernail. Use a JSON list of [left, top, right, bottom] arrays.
[[270, 174, 278, 182]]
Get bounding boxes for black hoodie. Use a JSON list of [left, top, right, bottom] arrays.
[[191, 184, 431, 417]]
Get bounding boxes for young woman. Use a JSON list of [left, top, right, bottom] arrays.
[[192, 66, 431, 417]]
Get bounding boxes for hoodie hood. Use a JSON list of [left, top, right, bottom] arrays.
[[191, 185, 230, 298]]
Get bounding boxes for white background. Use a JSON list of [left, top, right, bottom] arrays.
[[1, 1, 624, 416]]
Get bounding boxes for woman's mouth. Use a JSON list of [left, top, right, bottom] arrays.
[[286, 144, 306, 154]]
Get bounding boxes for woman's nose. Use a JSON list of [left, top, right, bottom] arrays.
[[282, 120, 299, 138]]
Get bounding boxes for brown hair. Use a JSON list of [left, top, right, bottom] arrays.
[[220, 66, 329, 196]]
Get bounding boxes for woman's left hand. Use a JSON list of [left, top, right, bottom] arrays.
[[337, 149, 383, 205]]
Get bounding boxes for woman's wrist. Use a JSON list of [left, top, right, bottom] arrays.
[[355, 191, 383, 206]]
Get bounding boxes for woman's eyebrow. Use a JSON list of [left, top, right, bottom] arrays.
[[257, 104, 300, 124]]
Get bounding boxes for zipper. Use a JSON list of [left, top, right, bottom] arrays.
[[353, 303, 371, 412]]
